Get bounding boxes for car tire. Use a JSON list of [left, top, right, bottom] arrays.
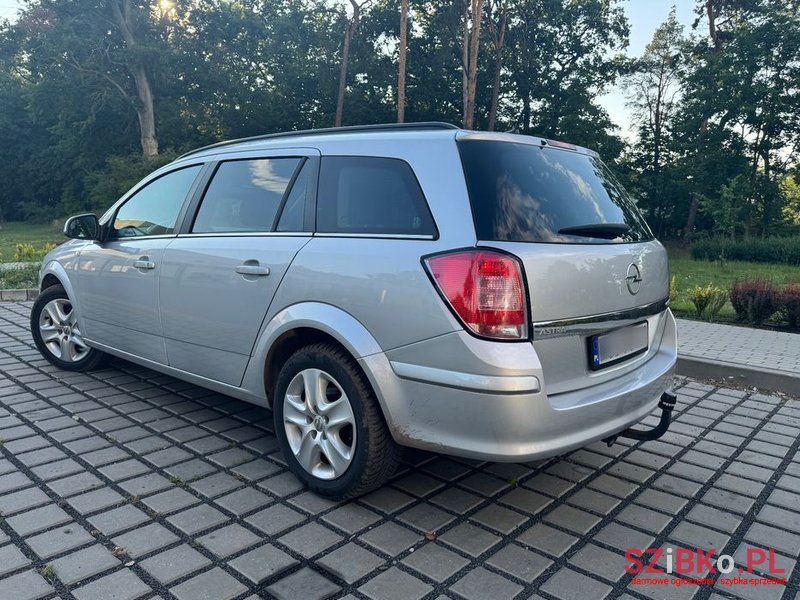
[[30, 285, 106, 371], [273, 342, 401, 499]]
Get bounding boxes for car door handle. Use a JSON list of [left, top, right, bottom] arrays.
[[134, 258, 155, 270], [235, 264, 270, 276]]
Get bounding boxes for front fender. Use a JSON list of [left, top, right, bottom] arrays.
[[241, 302, 384, 408], [40, 260, 82, 317]]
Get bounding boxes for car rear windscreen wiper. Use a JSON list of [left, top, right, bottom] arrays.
[[557, 223, 631, 239]]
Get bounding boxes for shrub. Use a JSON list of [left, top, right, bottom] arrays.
[[779, 283, 800, 329], [728, 279, 780, 325], [692, 236, 800, 265], [689, 284, 727, 321], [669, 275, 679, 304], [13, 241, 57, 262]]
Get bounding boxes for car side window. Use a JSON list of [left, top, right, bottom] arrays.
[[316, 156, 436, 236], [113, 165, 202, 238], [192, 158, 301, 233], [276, 161, 310, 232]]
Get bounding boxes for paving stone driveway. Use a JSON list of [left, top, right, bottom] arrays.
[[1, 300, 799, 600]]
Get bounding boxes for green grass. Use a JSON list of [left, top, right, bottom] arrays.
[[0, 264, 39, 290], [668, 250, 800, 322], [0, 221, 64, 261]]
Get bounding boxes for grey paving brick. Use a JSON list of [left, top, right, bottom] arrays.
[[319, 542, 386, 584], [112, 522, 179, 558], [569, 543, 628, 582], [50, 544, 119, 585], [440, 522, 501, 557], [140, 544, 211, 584], [98, 459, 151, 481], [524, 472, 575, 497], [229, 544, 297, 584], [398, 502, 456, 533], [430, 486, 483, 513], [450, 566, 522, 600], [80, 446, 129, 467], [47, 472, 104, 496], [757, 504, 800, 531], [322, 503, 381, 534], [257, 471, 304, 496], [567, 487, 621, 514], [702, 487, 756, 515], [402, 542, 468, 583], [0, 486, 51, 515], [544, 504, 602, 534], [487, 543, 551, 582], [617, 504, 674, 534], [744, 522, 800, 556], [197, 523, 260, 557], [360, 521, 421, 556], [72, 568, 150, 600], [88, 504, 150, 536], [360, 567, 432, 600], [67, 487, 124, 515], [190, 472, 242, 498], [361, 487, 415, 514], [7, 503, 71, 536], [278, 521, 343, 559], [0, 471, 33, 494], [212, 486, 270, 516], [16, 446, 66, 467], [459, 472, 509, 496], [499, 487, 554, 516], [470, 503, 528, 534], [593, 522, 655, 552], [669, 521, 730, 552], [164, 458, 217, 481], [0, 544, 31, 576], [541, 567, 612, 600], [686, 504, 740, 534], [635, 488, 689, 514], [168, 503, 228, 535], [142, 487, 199, 515], [245, 503, 304, 536], [170, 567, 247, 600], [268, 567, 340, 600], [26, 524, 95, 559], [0, 569, 53, 600], [230, 458, 281, 481], [517, 523, 578, 557]]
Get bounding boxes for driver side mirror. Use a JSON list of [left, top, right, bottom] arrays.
[[64, 213, 100, 241]]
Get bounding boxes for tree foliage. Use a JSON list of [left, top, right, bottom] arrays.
[[0, 0, 797, 239]]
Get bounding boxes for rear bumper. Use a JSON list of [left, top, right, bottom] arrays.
[[361, 309, 677, 462]]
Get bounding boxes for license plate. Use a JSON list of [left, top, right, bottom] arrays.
[[589, 322, 648, 370]]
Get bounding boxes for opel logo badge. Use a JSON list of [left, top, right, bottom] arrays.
[[626, 263, 642, 295]]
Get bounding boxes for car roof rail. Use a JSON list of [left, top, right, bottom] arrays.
[[177, 122, 461, 160]]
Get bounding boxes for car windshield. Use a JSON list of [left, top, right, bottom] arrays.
[[458, 139, 653, 244]]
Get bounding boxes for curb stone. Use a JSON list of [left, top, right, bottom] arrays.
[[676, 355, 800, 397], [0, 288, 39, 301]]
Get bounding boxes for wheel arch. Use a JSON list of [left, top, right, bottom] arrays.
[[243, 302, 385, 409], [39, 261, 82, 317]]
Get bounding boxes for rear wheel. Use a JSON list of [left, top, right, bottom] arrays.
[[273, 342, 400, 499], [30, 285, 106, 371]]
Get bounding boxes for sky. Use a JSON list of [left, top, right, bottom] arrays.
[[0, 0, 699, 138]]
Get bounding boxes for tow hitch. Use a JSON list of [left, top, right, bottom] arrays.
[[603, 391, 677, 447]]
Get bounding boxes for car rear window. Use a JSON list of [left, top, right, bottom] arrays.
[[316, 156, 436, 236], [458, 140, 653, 244]]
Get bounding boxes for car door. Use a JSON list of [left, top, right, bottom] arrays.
[[159, 150, 318, 386], [77, 164, 205, 363]]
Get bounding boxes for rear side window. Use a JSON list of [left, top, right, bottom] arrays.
[[316, 156, 436, 236], [458, 140, 653, 244], [192, 158, 302, 233]]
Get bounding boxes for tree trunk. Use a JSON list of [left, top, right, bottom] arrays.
[[487, 2, 506, 131], [110, 0, 159, 157], [461, 1, 469, 124], [336, 0, 362, 128], [464, 0, 485, 129], [685, 0, 720, 238], [397, 0, 408, 123]]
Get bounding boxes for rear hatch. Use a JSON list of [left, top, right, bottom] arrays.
[[458, 135, 670, 394]]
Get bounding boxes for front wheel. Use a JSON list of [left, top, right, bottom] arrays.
[[273, 342, 400, 499], [30, 285, 106, 371]]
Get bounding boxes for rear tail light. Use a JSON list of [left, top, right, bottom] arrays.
[[424, 249, 528, 340]]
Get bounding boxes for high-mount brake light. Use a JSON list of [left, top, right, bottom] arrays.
[[424, 250, 528, 340]]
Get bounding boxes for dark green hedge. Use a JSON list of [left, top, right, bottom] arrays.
[[691, 236, 800, 265]]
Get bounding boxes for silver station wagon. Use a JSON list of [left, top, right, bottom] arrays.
[[32, 123, 677, 498]]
